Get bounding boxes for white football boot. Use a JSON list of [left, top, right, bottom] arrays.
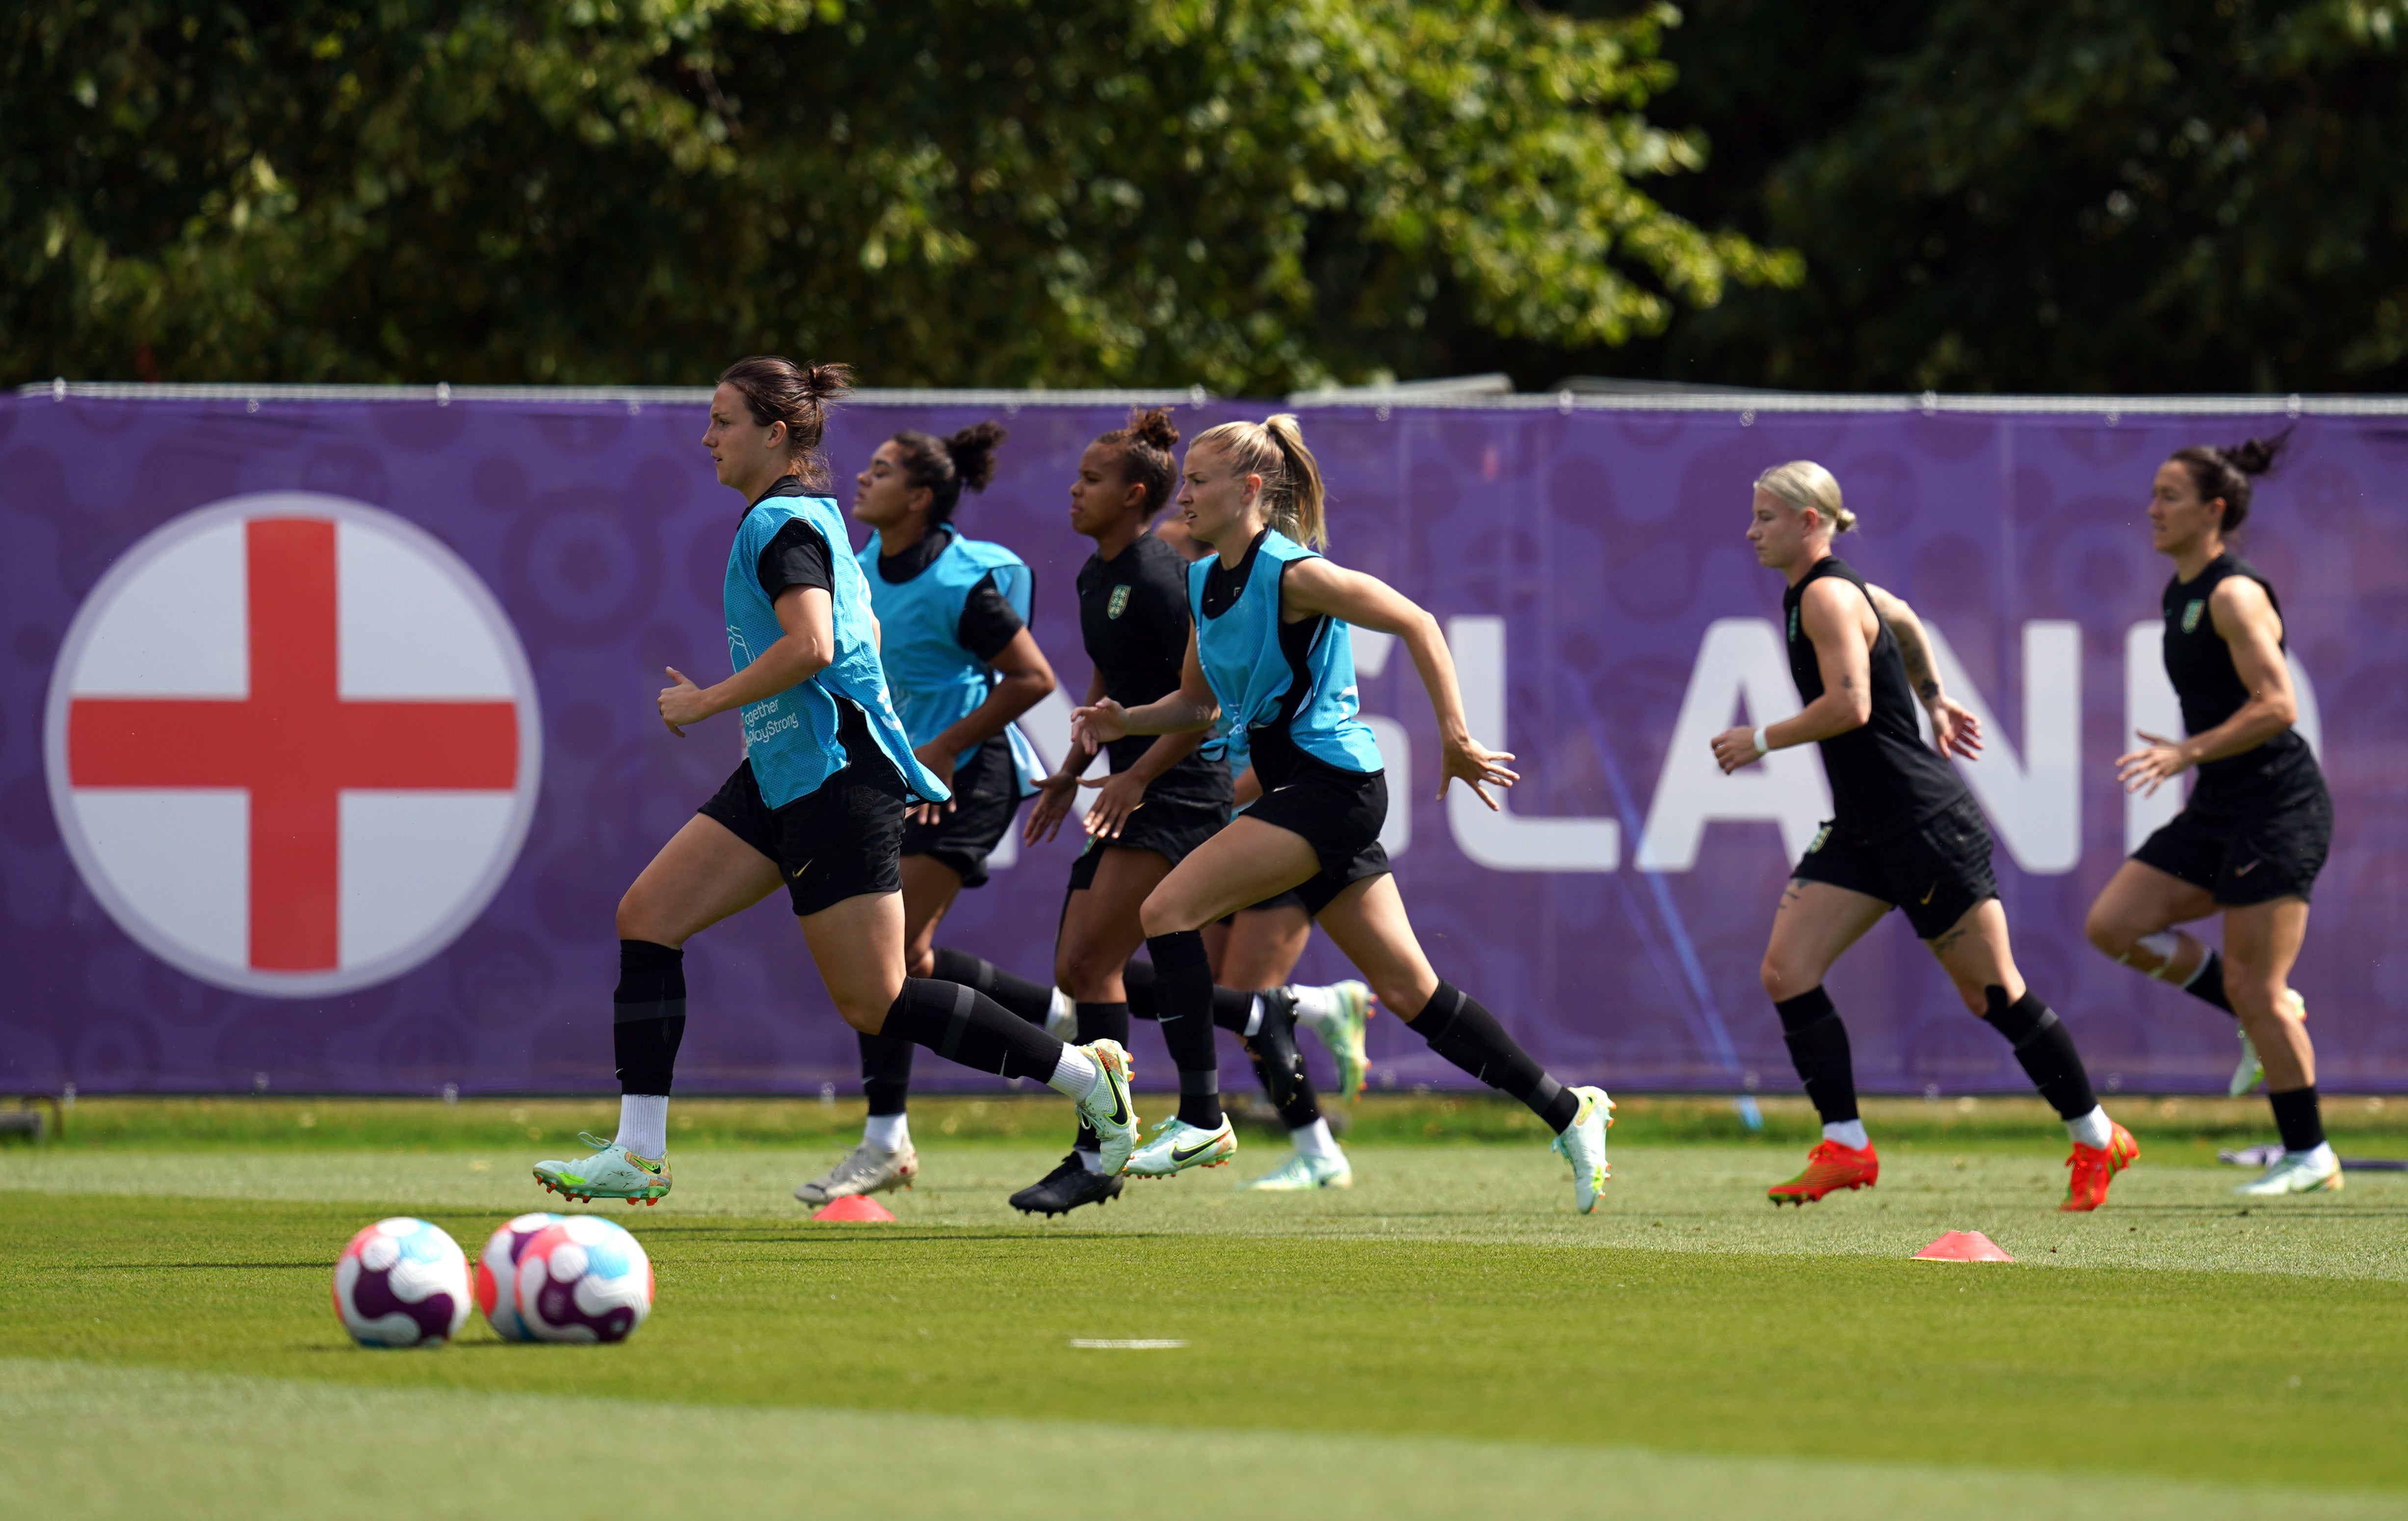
[[1548, 1087, 1614, 1213], [793, 1142, 918, 1206], [1125, 1114, 1237, 1178], [1072, 1039, 1140, 1175], [1242, 1149, 1352, 1191], [2234, 1143, 2343, 1196], [2227, 989, 2308, 1097], [533, 1133, 671, 1205]]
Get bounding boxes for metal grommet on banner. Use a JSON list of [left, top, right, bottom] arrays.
[[52, 377, 66, 401], [1740, 410, 1755, 427], [1375, 404, 1391, 422], [1557, 391, 1573, 415], [436, 382, 451, 407], [1921, 390, 1938, 415]]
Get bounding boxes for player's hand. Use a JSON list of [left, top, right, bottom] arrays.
[[911, 744, 958, 824], [1071, 699, 1129, 749], [1928, 697, 1984, 761], [1438, 733, 1518, 810], [2117, 730, 2193, 796], [1079, 770, 1149, 840], [657, 668, 710, 736], [1022, 774, 1081, 845], [1710, 725, 1763, 774]]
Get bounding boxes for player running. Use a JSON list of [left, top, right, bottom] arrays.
[[1073, 414, 1612, 1212], [793, 422, 1060, 1207], [529, 359, 1134, 1206], [1008, 410, 1371, 1215], [1714, 461, 2135, 1212], [2082, 437, 2338, 1196]]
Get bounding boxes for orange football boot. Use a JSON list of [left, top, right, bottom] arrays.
[[1767, 1139, 1880, 1205], [2060, 1122, 2139, 1212]]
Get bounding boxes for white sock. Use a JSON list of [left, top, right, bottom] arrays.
[[1047, 1045, 1100, 1102], [616, 1094, 668, 1159], [864, 1111, 909, 1152], [2066, 1106, 2113, 1150], [1290, 1119, 1339, 1159], [1823, 1119, 1869, 1151], [1287, 984, 1337, 1033], [2295, 1140, 2338, 1168], [1048, 986, 1076, 1032], [1242, 996, 1265, 1037], [1074, 1147, 1106, 1174]]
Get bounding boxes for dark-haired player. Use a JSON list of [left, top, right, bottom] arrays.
[[793, 422, 1061, 1207], [1714, 461, 2136, 1211], [2083, 437, 2336, 1195], [1009, 410, 1370, 1214], [531, 360, 1135, 1205], [1075, 414, 1612, 1211]]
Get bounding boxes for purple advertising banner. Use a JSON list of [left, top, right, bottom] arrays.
[[4, 386, 2405, 1097]]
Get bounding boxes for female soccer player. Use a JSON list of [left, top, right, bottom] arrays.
[[1073, 415, 1612, 1211], [793, 422, 1060, 1207], [529, 358, 1134, 1206], [1008, 410, 1369, 1213], [1712, 461, 2135, 1211], [2082, 438, 2336, 1195]]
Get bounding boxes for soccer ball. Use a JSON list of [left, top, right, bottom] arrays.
[[514, 1215, 654, 1343], [331, 1217, 471, 1348], [474, 1212, 565, 1341]]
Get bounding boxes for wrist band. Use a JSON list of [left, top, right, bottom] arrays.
[[1752, 726, 1771, 758]]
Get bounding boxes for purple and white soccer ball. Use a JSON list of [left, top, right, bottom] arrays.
[[474, 1211, 565, 1341], [515, 1215, 654, 1344], [331, 1217, 472, 1348]]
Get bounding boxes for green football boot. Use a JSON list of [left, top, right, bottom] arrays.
[[532, 1132, 671, 1206], [1242, 1149, 1352, 1191], [1124, 1114, 1236, 1178]]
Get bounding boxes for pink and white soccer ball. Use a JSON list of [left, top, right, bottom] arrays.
[[474, 1211, 565, 1341], [331, 1217, 472, 1348], [514, 1215, 654, 1343]]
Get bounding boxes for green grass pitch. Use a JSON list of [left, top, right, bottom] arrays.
[[5, 1095, 2406, 1519]]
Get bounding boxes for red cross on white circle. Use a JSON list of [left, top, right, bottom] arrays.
[[44, 494, 543, 997]]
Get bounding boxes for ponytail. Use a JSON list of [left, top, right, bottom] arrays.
[[716, 356, 854, 490], [889, 420, 1008, 526], [1191, 413, 1329, 548]]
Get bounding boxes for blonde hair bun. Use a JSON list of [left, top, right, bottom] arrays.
[[1754, 460, 1856, 533]]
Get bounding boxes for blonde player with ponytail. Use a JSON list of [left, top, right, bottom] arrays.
[[1073, 415, 1614, 1210]]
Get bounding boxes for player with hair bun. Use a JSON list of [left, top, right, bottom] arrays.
[[2083, 435, 2339, 1196], [1074, 413, 1613, 1210], [533, 359, 1136, 1208], [1009, 409, 1371, 1214], [1715, 461, 2136, 1211], [794, 420, 1064, 1208]]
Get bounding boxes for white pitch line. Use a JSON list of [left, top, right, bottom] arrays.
[[1068, 1338, 1187, 1350]]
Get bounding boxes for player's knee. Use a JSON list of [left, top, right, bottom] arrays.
[[613, 887, 656, 943], [1137, 892, 1200, 940], [904, 944, 936, 979], [832, 997, 888, 1035], [1759, 957, 1807, 1002], [2083, 906, 2135, 958], [1054, 942, 1109, 999]]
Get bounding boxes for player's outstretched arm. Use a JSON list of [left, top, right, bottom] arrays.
[[658, 583, 834, 736], [1867, 583, 1982, 760], [1281, 556, 1518, 809]]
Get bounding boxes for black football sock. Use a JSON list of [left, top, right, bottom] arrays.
[[1774, 987, 1858, 1126], [1411, 981, 1580, 1133], [1146, 931, 1224, 1128], [1242, 992, 1322, 1130], [613, 940, 686, 1095], [1071, 1001, 1130, 1151], [857, 1030, 913, 1116], [879, 977, 1064, 1080], [1211, 984, 1262, 1034], [1980, 987, 2099, 1122], [2268, 1085, 2326, 1153], [1122, 957, 1158, 1020], [929, 946, 1055, 1026], [2183, 950, 2238, 1016]]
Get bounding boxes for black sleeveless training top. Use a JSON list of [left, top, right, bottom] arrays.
[[2160, 552, 2322, 818], [1783, 556, 1967, 844]]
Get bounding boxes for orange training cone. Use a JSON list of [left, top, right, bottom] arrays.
[[812, 1195, 897, 1223], [1913, 1230, 2015, 1262]]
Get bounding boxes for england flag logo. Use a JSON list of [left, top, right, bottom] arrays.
[[43, 492, 543, 997]]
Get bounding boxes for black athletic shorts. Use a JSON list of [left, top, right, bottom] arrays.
[[1064, 788, 1231, 892], [2133, 788, 2332, 906], [1245, 759, 1391, 918], [901, 734, 1022, 889], [698, 754, 908, 918], [1791, 794, 1998, 940]]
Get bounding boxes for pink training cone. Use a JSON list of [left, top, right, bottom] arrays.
[[811, 1195, 897, 1223], [1913, 1230, 2015, 1262]]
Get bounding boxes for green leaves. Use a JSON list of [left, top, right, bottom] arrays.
[[2, 0, 1785, 389]]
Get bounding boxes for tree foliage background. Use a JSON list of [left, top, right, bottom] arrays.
[[5, 0, 2404, 393]]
